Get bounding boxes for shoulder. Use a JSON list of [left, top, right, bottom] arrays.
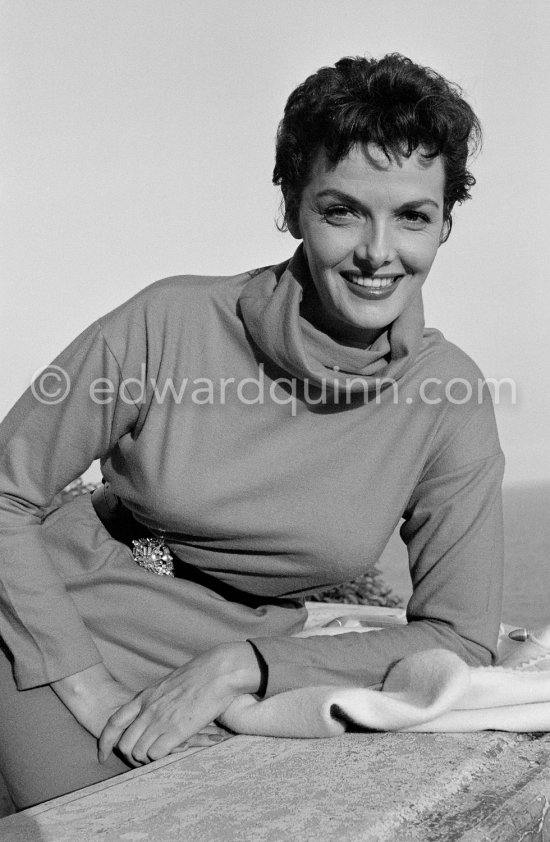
[[410, 329, 504, 469], [102, 268, 261, 324], [415, 327, 486, 385], [94, 265, 271, 352], [412, 327, 500, 418], [80, 263, 274, 372]]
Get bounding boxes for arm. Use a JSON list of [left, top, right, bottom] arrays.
[[1, 296, 261, 750], [247, 400, 505, 696], [0, 320, 140, 688]]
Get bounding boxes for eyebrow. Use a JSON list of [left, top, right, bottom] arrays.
[[315, 189, 441, 211]]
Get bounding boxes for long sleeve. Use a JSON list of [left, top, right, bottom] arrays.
[[0, 321, 139, 688], [249, 398, 505, 697]]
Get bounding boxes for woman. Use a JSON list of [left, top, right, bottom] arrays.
[[0, 53, 504, 809]]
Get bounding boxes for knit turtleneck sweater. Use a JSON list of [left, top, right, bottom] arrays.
[[0, 249, 504, 694]]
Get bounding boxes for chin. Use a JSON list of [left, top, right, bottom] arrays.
[[341, 306, 400, 332]]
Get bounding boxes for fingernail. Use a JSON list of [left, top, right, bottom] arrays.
[[170, 743, 189, 753], [208, 734, 226, 743]]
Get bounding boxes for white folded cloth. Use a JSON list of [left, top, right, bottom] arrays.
[[220, 606, 550, 736]]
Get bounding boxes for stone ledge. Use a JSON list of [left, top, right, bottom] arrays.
[[2, 731, 550, 841]]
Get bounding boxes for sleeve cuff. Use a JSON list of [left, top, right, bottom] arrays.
[[246, 640, 268, 698]]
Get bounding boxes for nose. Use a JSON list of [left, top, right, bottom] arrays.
[[355, 220, 395, 270]]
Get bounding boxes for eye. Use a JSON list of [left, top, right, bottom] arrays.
[[399, 210, 431, 229], [322, 205, 358, 224]]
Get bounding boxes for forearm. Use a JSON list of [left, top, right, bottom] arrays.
[[50, 643, 261, 752], [51, 663, 135, 738], [214, 642, 263, 695], [51, 662, 114, 701], [249, 619, 495, 698]]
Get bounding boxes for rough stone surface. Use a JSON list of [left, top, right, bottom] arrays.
[[2, 731, 550, 841]]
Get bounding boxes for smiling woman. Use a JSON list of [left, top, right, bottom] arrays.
[[295, 146, 445, 342], [0, 53, 504, 810], [275, 54, 480, 344]]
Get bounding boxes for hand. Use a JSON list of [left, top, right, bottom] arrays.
[[98, 642, 261, 767], [51, 663, 136, 738]]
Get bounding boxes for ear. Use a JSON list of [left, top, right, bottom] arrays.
[[439, 216, 452, 245], [280, 190, 302, 239], [287, 216, 302, 240]]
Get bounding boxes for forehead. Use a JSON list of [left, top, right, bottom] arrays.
[[305, 144, 445, 204]]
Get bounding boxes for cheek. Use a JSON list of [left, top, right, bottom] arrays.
[[400, 235, 440, 273], [304, 224, 357, 270], [304, 238, 333, 272]]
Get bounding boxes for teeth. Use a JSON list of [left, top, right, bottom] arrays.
[[345, 275, 400, 289]]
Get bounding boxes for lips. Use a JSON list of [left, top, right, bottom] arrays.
[[342, 272, 405, 300]]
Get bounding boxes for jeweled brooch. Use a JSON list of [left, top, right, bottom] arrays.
[[132, 536, 175, 576]]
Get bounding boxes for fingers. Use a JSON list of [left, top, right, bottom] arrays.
[[98, 697, 142, 763], [169, 724, 232, 753], [96, 647, 239, 766], [133, 730, 186, 762], [148, 729, 229, 760], [99, 696, 184, 767], [184, 731, 230, 747], [100, 707, 196, 766], [180, 722, 232, 747], [115, 716, 154, 767], [100, 712, 232, 767], [196, 724, 225, 735], [127, 720, 229, 762]]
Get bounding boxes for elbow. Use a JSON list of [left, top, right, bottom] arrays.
[[416, 618, 497, 668], [450, 627, 498, 668], [458, 638, 495, 668]]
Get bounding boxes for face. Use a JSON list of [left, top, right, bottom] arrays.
[[292, 144, 445, 342]]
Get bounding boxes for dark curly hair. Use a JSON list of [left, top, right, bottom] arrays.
[[273, 54, 482, 241]]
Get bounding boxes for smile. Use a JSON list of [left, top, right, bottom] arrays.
[[342, 273, 405, 300]]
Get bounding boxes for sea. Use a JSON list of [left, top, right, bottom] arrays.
[[379, 481, 550, 630]]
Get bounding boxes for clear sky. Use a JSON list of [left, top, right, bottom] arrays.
[[1, 0, 549, 486]]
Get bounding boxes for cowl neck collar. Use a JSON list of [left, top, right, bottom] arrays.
[[238, 246, 425, 395]]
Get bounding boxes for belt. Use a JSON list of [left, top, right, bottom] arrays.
[[90, 482, 152, 547], [90, 482, 299, 609]]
